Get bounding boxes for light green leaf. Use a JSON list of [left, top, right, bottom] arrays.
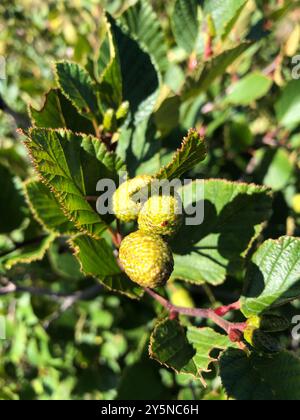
[[225, 73, 273, 105], [24, 180, 76, 235], [172, 180, 272, 285], [204, 0, 249, 39], [220, 348, 300, 400], [183, 43, 250, 100], [120, 0, 168, 74], [241, 236, 300, 317], [150, 319, 236, 381], [171, 0, 199, 54], [0, 163, 25, 234], [0, 234, 56, 270], [55, 61, 99, 121], [255, 148, 294, 191], [29, 89, 94, 134], [71, 235, 143, 299], [156, 129, 207, 180], [24, 128, 121, 239], [275, 79, 300, 129]]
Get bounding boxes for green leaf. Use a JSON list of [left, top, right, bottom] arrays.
[[48, 240, 83, 280], [183, 43, 250, 100], [275, 79, 300, 129], [24, 180, 76, 235], [98, 28, 123, 111], [225, 73, 273, 105], [154, 96, 181, 137], [150, 319, 236, 381], [171, 0, 199, 54], [109, 16, 160, 123], [172, 180, 273, 285], [71, 235, 143, 299], [29, 89, 94, 134], [204, 0, 249, 39], [0, 234, 56, 270], [24, 128, 120, 239], [255, 148, 294, 191], [55, 62, 99, 121], [241, 236, 300, 317], [220, 348, 300, 400], [156, 129, 207, 180], [120, 0, 168, 74], [0, 163, 25, 234]]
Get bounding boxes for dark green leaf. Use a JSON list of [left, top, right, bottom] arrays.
[[120, 0, 168, 73], [0, 163, 25, 234], [220, 349, 300, 400], [29, 89, 94, 133]]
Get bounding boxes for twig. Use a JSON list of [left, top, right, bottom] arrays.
[[42, 284, 103, 328], [214, 301, 241, 317], [144, 288, 246, 338], [0, 278, 102, 301]]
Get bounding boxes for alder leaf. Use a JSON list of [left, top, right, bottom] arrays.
[[109, 15, 160, 124], [29, 89, 94, 134], [150, 319, 237, 383], [24, 128, 122, 239], [171, 0, 199, 54], [156, 129, 207, 180], [0, 234, 56, 270], [204, 0, 249, 39], [24, 180, 76, 235], [172, 180, 273, 285], [55, 62, 100, 121], [241, 236, 300, 317], [220, 348, 300, 400], [120, 0, 169, 73]]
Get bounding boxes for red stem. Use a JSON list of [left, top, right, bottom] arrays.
[[144, 288, 246, 337], [214, 300, 241, 317]]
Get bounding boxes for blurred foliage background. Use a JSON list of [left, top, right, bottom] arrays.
[[0, 0, 300, 400]]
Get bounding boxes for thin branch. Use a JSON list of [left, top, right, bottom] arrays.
[[144, 288, 246, 338], [0, 278, 102, 301]]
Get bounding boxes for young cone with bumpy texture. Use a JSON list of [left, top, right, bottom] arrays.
[[119, 231, 174, 288], [138, 194, 183, 238], [113, 175, 152, 223]]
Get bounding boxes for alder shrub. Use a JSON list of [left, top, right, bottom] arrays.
[[1, 0, 300, 401]]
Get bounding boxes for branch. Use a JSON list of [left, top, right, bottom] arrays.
[[144, 288, 246, 339], [0, 278, 102, 301]]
